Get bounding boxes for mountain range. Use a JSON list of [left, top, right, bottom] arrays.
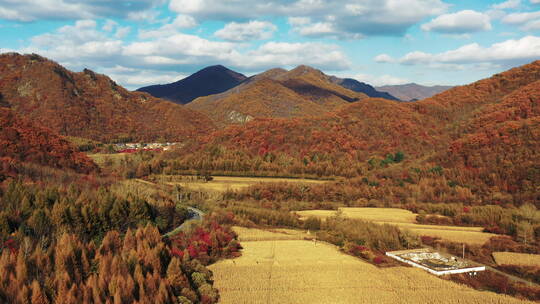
[[187, 65, 370, 127], [190, 60, 540, 195], [0, 51, 538, 201], [376, 83, 453, 102], [205, 59, 540, 156], [137, 65, 247, 104], [137, 65, 401, 106], [330, 77, 399, 101]]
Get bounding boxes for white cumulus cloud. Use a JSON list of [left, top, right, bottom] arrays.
[[374, 54, 395, 63], [7, 19, 351, 88], [421, 10, 492, 34], [398, 36, 540, 67], [0, 0, 166, 21], [234, 42, 351, 70], [102, 66, 185, 90], [170, 0, 448, 38], [352, 73, 410, 86], [492, 0, 521, 9], [215, 21, 277, 42], [138, 15, 198, 39], [502, 11, 540, 30], [26, 20, 123, 67]]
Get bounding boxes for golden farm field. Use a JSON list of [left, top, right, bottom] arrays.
[[296, 208, 496, 245], [296, 207, 417, 223], [493, 252, 540, 267], [88, 153, 128, 167], [162, 175, 326, 193], [233, 226, 313, 242], [209, 228, 531, 304]]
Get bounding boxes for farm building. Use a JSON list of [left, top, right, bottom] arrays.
[[386, 248, 485, 276]]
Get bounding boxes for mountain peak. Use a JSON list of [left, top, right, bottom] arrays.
[[137, 65, 247, 104], [289, 65, 322, 75], [199, 65, 231, 73]]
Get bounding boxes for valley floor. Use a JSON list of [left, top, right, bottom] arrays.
[[296, 208, 496, 245], [209, 227, 532, 304], [161, 175, 327, 192]]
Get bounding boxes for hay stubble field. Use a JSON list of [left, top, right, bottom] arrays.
[[296, 208, 496, 245], [163, 175, 327, 192], [209, 227, 532, 304], [493, 252, 540, 267]]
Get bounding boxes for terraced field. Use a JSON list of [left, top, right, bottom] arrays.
[[295, 208, 496, 245], [209, 228, 531, 304]]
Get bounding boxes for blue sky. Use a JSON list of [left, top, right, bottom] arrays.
[[1, 0, 540, 89]]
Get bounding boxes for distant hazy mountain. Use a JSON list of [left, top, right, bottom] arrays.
[[376, 83, 453, 101], [137, 65, 247, 104], [330, 77, 399, 101]]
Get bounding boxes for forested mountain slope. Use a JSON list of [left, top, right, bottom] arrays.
[[0, 107, 97, 179], [0, 53, 215, 142], [161, 61, 540, 207]]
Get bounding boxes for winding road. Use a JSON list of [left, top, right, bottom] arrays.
[[163, 206, 205, 238], [134, 179, 205, 238]]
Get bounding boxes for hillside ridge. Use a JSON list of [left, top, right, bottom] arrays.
[[0, 53, 215, 142], [187, 65, 369, 127]]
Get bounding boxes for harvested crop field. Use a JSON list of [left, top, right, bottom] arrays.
[[403, 225, 493, 245], [88, 153, 128, 167], [295, 208, 496, 245], [233, 226, 313, 242], [209, 228, 531, 304], [296, 207, 417, 223], [493, 252, 540, 266], [162, 175, 326, 192]]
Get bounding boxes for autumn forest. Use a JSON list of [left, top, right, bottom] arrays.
[[0, 52, 539, 303]]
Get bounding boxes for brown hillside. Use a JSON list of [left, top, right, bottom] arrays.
[[151, 60, 540, 206], [187, 65, 367, 127], [206, 97, 441, 159], [276, 65, 366, 105], [416, 60, 540, 122], [0, 53, 215, 142], [464, 79, 540, 131], [438, 80, 540, 196], [184, 60, 540, 164], [188, 78, 329, 127], [0, 107, 97, 177]]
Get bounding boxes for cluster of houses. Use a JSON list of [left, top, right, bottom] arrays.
[[115, 142, 178, 153]]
